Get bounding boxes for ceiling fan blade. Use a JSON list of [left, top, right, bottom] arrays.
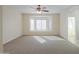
[[42, 10, 49, 12]]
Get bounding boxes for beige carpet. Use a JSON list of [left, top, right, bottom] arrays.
[[4, 36, 79, 54]]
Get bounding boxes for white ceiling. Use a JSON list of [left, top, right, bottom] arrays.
[[13, 5, 71, 14]]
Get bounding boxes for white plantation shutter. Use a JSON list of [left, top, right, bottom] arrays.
[[30, 16, 52, 31]]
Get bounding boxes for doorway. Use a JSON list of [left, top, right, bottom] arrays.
[[68, 17, 76, 44]]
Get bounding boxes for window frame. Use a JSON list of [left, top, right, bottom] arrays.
[[30, 15, 52, 32]]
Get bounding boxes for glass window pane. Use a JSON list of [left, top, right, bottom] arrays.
[[36, 20, 42, 31], [41, 20, 47, 30]]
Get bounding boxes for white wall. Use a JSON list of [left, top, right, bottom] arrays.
[[22, 14, 60, 36], [3, 6, 22, 44], [60, 10, 68, 39], [0, 6, 3, 53]]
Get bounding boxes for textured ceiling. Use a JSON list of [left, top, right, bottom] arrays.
[[11, 5, 72, 14]]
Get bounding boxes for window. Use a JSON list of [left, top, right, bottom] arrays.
[[68, 17, 76, 43], [30, 16, 52, 31], [68, 17, 76, 37]]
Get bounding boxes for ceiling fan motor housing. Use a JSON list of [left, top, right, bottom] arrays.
[[37, 5, 41, 11]]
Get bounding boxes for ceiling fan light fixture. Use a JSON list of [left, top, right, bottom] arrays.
[[37, 10, 42, 14]]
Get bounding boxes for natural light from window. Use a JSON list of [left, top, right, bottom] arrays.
[[33, 36, 46, 44], [30, 16, 52, 31], [68, 17, 76, 44]]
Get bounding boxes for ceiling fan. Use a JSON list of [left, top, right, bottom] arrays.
[[36, 5, 49, 12]]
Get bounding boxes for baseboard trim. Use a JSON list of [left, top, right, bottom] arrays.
[[3, 35, 23, 45]]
